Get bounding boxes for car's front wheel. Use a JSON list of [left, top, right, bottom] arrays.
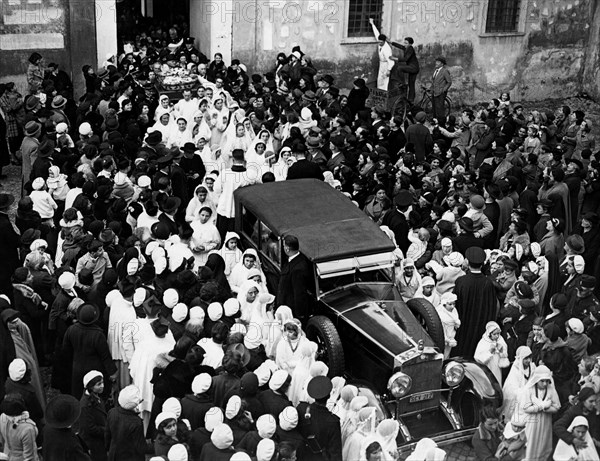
[[407, 298, 445, 351], [306, 315, 345, 378]]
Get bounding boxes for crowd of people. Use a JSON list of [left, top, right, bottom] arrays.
[[0, 17, 599, 461]]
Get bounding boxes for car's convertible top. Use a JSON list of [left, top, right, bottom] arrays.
[[234, 179, 396, 263]]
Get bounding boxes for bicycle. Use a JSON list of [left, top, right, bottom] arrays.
[[390, 84, 452, 120]]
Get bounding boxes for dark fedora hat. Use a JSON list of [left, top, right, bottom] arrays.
[[162, 196, 181, 215], [46, 394, 81, 428], [77, 303, 99, 325], [51, 95, 67, 109], [0, 193, 15, 210], [458, 216, 474, 233]]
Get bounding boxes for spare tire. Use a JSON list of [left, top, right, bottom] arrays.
[[407, 298, 445, 351], [306, 315, 345, 378]]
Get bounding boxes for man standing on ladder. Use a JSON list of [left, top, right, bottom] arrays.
[[390, 37, 420, 104], [369, 18, 395, 91]]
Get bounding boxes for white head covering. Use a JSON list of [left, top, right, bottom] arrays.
[[208, 302, 223, 321], [192, 373, 212, 394], [167, 444, 189, 461], [163, 288, 179, 309], [155, 411, 178, 429], [279, 406, 298, 431], [82, 370, 103, 389], [405, 438, 438, 461], [189, 306, 205, 321], [172, 303, 188, 322], [256, 414, 277, 438], [568, 318, 585, 334], [204, 407, 224, 432], [211, 423, 234, 450], [256, 438, 276, 461], [162, 397, 182, 418], [8, 359, 26, 381]]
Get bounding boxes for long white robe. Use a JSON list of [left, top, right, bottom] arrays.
[[189, 220, 221, 268], [128, 333, 175, 414]]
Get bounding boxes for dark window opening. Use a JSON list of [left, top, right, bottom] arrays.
[[347, 0, 384, 38], [486, 0, 521, 33]]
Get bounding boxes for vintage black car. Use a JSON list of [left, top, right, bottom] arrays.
[[234, 179, 502, 453]]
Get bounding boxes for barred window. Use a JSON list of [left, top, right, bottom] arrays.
[[347, 0, 384, 38], [486, 0, 521, 33]]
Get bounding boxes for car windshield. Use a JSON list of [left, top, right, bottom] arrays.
[[317, 268, 393, 296]]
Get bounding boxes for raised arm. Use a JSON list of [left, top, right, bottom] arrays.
[[369, 18, 381, 40]]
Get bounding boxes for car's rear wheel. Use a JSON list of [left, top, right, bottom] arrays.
[[406, 298, 445, 351], [306, 316, 345, 378]]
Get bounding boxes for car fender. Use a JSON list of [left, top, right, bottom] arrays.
[[445, 358, 503, 427]]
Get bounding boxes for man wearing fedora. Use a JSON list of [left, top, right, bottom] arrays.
[[431, 56, 452, 119], [0, 193, 19, 297], [287, 142, 324, 181], [49, 95, 69, 128], [20, 121, 41, 195], [306, 135, 327, 171], [62, 303, 117, 399], [43, 394, 91, 460]]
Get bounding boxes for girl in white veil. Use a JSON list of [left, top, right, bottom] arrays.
[[208, 97, 228, 149], [246, 128, 275, 175], [553, 415, 600, 461], [271, 146, 295, 181], [502, 345, 535, 422], [289, 341, 317, 406], [342, 407, 378, 461]]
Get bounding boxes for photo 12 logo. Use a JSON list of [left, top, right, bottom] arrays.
[[198, 1, 340, 25]]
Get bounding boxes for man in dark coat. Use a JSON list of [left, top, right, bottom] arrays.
[[453, 247, 498, 357], [381, 191, 411, 255], [390, 36, 420, 103], [43, 394, 91, 461], [0, 194, 19, 299], [565, 158, 583, 229], [297, 376, 342, 461], [106, 386, 152, 461], [453, 217, 485, 255], [405, 111, 433, 162], [62, 303, 117, 399], [258, 370, 292, 417], [276, 235, 313, 321], [287, 143, 324, 181]]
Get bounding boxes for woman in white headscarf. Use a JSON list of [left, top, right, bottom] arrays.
[[520, 365, 560, 461], [342, 406, 378, 461], [289, 341, 317, 406], [266, 305, 293, 358], [207, 97, 228, 149], [341, 395, 369, 445], [148, 111, 175, 146], [186, 184, 217, 224], [330, 384, 358, 424], [474, 321, 510, 385], [326, 376, 347, 413], [154, 95, 173, 122], [502, 345, 535, 422], [228, 248, 265, 294], [405, 438, 445, 461], [221, 121, 251, 170], [275, 318, 309, 376], [376, 419, 400, 461], [298, 107, 317, 137], [189, 206, 221, 269], [553, 415, 600, 461], [271, 146, 295, 182], [246, 129, 275, 177], [236, 280, 261, 325]]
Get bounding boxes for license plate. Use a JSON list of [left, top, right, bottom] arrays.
[[409, 392, 434, 403]]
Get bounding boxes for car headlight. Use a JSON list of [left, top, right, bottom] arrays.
[[387, 371, 412, 398], [442, 361, 465, 387]]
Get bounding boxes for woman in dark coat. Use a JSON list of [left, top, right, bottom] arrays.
[[43, 394, 91, 461], [205, 253, 232, 298], [573, 212, 600, 276], [0, 193, 20, 300], [106, 386, 152, 461], [539, 322, 578, 405], [62, 304, 116, 399], [347, 78, 370, 118], [79, 371, 108, 461]]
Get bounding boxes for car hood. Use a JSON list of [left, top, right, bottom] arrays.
[[340, 301, 419, 357]]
